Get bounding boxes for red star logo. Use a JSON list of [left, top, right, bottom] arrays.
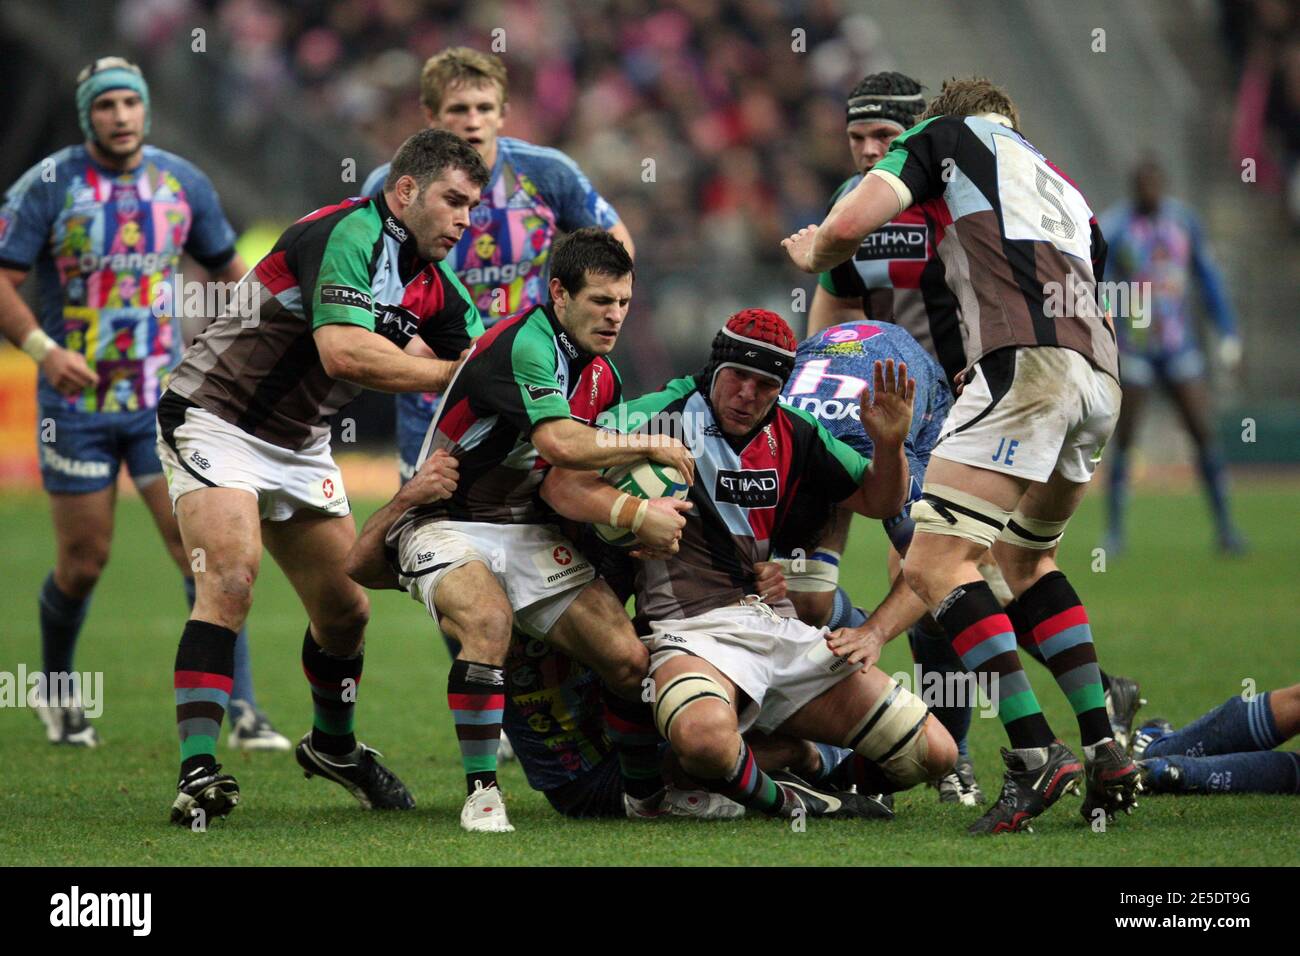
[[322, 478, 335, 499], [552, 546, 572, 566]]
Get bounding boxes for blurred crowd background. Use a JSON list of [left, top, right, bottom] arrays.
[[2, 0, 1297, 475]]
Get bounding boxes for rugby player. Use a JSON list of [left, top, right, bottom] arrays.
[[785, 77, 1141, 834], [381, 229, 692, 832], [1100, 157, 1246, 555], [363, 47, 633, 483], [1135, 683, 1300, 795], [543, 309, 957, 819], [0, 57, 285, 750], [156, 129, 490, 825]]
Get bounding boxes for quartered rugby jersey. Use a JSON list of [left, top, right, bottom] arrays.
[[364, 138, 622, 428], [166, 193, 482, 449], [0, 145, 237, 413], [404, 303, 622, 525], [818, 174, 965, 384], [597, 376, 870, 621], [872, 115, 1119, 381]]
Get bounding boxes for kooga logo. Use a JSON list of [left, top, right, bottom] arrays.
[[715, 468, 779, 508]]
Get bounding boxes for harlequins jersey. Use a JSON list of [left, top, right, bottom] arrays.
[[165, 193, 482, 449]]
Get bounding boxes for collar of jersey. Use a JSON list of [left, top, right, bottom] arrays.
[[374, 192, 430, 285], [541, 303, 595, 368]]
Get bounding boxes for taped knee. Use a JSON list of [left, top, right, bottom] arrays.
[[775, 550, 840, 593], [843, 679, 932, 790], [998, 509, 1068, 550], [911, 484, 1010, 550], [653, 672, 732, 740]]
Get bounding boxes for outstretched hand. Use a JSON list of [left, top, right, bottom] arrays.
[[858, 358, 915, 450]]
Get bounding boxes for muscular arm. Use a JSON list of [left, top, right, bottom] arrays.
[[314, 323, 460, 394], [840, 438, 907, 519], [806, 285, 865, 338], [540, 464, 689, 555], [0, 267, 97, 393], [786, 173, 910, 274], [346, 451, 459, 589], [532, 418, 695, 482], [608, 221, 636, 261]]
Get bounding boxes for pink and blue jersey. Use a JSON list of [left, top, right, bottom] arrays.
[[1099, 198, 1237, 358], [0, 145, 237, 413], [363, 136, 620, 473]]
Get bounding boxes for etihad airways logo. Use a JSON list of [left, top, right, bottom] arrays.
[[855, 224, 927, 261], [715, 468, 779, 508]]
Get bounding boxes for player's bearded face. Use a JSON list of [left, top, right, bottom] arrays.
[[554, 272, 632, 355], [90, 91, 145, 159], [403, 168, 482, 261], [847, 120, 902, 175], [711, 367, 782, 436]]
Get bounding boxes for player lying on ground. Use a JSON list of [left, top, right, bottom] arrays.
[[349, 457, 838, 819], [785, 76, 1141, 835], [157, 129, 490, 825], [543, 309, 957, 820], [1133, 683, 1300, 795], [0, 56, 285, 750], [377, 229, 696, 833]]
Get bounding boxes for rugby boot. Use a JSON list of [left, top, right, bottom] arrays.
[[1080, 737, 1141, 822], [295, 734, 415, 810], [170, 764, 239, 826], [967, 740, 1083, 835], [1104, 674, 1146, 753]]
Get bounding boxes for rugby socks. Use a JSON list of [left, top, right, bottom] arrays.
[[1105, 447, 1129, 546], [1148, 752, 1300, 795], [827, 587, 868, 630], [1195, 447, 1233, 535], [716, 738, 791, 816], [1143, 692, 1283, 759], [1014, 572, 1110, 747], [908, 621, 973, 759], [602, 689, 664, 799], [184, 576, 257, 707], [935, 580, 1054, 749], [448, 658, 505, 794], [810, 742, 853, 786], [174, 620, 236, 777], [302, 628, 362, 756], [39, 572, 90, 696], [1007, 599, 1112, 693]]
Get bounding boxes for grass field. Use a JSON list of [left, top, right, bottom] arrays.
[[1, 480, 1296, 866]]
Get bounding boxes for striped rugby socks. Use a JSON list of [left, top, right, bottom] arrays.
[[174, 620, 236, 777], [602, 688, 664, 799], [302, 628, 362, 756], [716, 738, 792, 815], [935, 580, 1055, 749], [1014, 572, 1109, 746], [448, 658, 505, 794]]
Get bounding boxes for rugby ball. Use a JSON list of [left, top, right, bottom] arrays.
[[593, 459, 690, 547]]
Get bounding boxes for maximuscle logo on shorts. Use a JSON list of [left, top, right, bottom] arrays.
[[0, 667, 103, 717], [888, 663, 999, 718]]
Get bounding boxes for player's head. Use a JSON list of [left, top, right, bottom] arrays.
[[420, 47, 509, 163], [384, 129, 490, 261], [548, 228, 634, 356], [1132, 154, 1166, 213], [77, 57, 149, 162], [704, 309, 797, 436], [845, 72, 925, 175], [918, 76, 1020, 131]]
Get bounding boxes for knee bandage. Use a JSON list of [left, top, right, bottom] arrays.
[[843, 678, 932, 789], [775, 549, 841, 593], [910, 484, 1011, 550], [998, 509, 1069, 550], [653, 671, 731, 740]]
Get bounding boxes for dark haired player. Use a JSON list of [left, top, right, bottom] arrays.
[[786, 76, 1141, 834], [379, 228, 691, 832], [544, 309, 957, 819], [156, 128, 489, 825], [0, 57, 286, 750]]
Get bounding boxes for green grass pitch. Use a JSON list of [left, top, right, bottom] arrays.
[[1, 481, 1296, 866]]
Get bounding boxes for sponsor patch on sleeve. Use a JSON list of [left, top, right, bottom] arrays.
[[319, 285, 374, 309], [525, 384, 563, 402]]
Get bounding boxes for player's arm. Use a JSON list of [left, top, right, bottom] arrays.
[[345, 450, 460, 590], [206, 254, 248, 285], [807, 283, 865, 338], [838, 359, 914, 518], [826, 561, 929, 668], [0, 267, 98, 394], [607, 220, 636, 260], [540, 466, 690, 556], [1188, 211, 1242, 365], [531, 418, 694, 482], [315, 323, 462, 393]]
